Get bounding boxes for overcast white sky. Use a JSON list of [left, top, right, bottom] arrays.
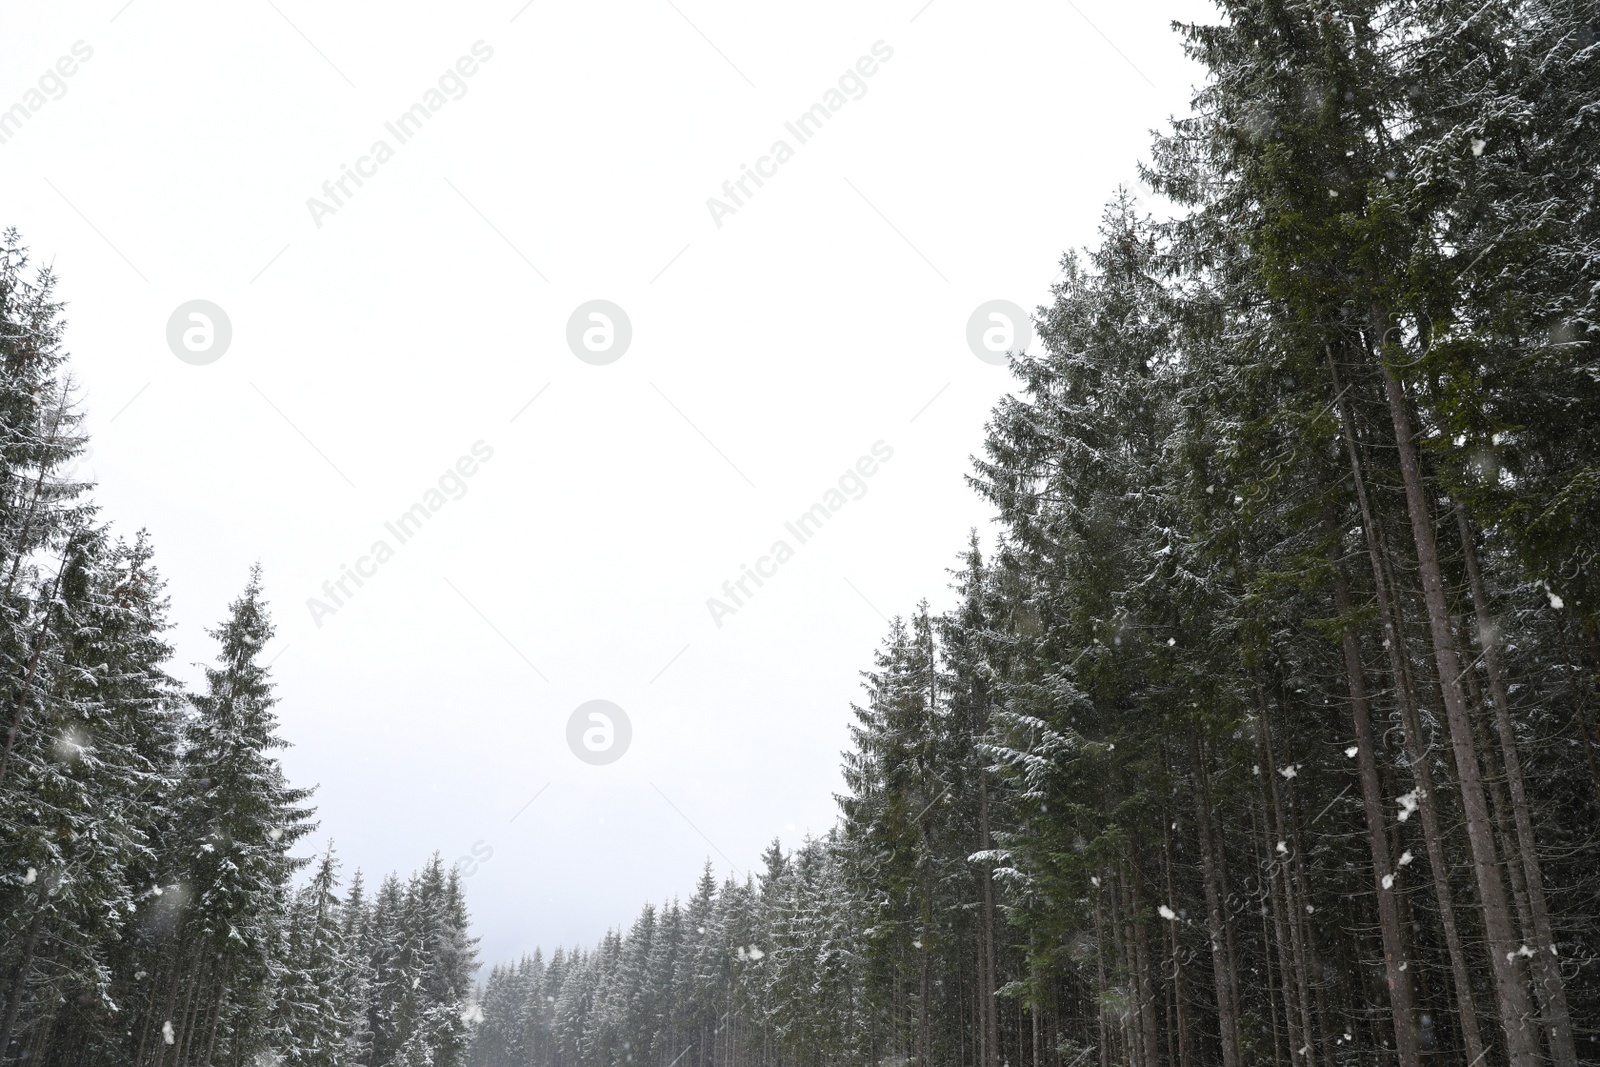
[[1, 0, 1209, 965]]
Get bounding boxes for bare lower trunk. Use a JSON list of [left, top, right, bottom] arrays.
[[1330, 349, 1487, 1063], [1378, 353, 1537, 1066], [1190, 731, 1241, 1067], [1458, 510, 1579, 1067], [1094, 881, 1111, 1067], [1130, 870, 1160, 1067], [1255, 707, 1309, 1067], [1257, 683, 1316, 1067], [1251, 804, 1288, 1067], [979, 777, 1001, 1067], [1330, 555, 1421, 1067], [1111, 873, 1136, 1065], [0, 903, 45, 1059], [1160, 800, 1193, 1067]]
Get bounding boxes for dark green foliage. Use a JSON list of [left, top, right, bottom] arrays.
[[0, 233, 478, 1066], [470, 4, 1600, 1065]]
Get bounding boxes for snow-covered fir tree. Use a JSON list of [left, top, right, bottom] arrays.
[[0, 230, 483, 1066]]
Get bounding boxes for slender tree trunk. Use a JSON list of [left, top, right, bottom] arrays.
[[149, 941, 186, 1067], [1159, 802, 1192, 1067], [1256, 683, 1316, 1067], [1111, 873, 1138, 1066], [1279, 731, 1334, 1061], [202, 962, 229, 1067], [1030, 940, 1043, 1067], [1457, 509, 1579, 1067], [1188, 731, 1240, 1067], [134, 952, 176, 1067], [1329, 349, 1488, 1064], [1329, 555, 1421, 1067], [1129, 870, 1160, 1067], [918, 916, 931, 1067], [0, 901, 46, 1059], [1093, 881, 1111, 1067], [1217, 811, 1243, 1064], [1255, 741, 1305, 1067], [171, 952, 204, 1067], [979, 777, 1001, 1067], [1377, 351, 1537, 1065]]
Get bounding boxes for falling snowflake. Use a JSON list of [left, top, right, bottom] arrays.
[[1397, 790, 1420, 822], [1345, 746, 1359, 759], [23, 867, 36, 885], [1276, 841, 1289, 855], [268, 828, 282, 842], [461, 1004, 485, 1025], [162, 1021, 175, 1045], [1549, 591, 1565, 610], [747, 945, 765, 960], [1399, 850, 1414, 867], [1471, 138, 1486, 156], [1381, 874, 1395, 890], [1280, 765, 1298, 779], [1158, 905, 1177, 921]]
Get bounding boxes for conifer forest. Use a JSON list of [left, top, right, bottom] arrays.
[[6, 0, 1600, 1065]]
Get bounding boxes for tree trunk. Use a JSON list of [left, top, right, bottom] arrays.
[[1329, 348, 1488, 1064], [1255, 683, 1316, 1067], [1111, 872, 1140, 1066], [1329, 555, 1421, 1067], [1251, 804, 1289, 1067], [1377, 352, 1537, 1066], [1457, 510, 1579, 1067], [1129, 869, 1160, 1067], [979, 777, 1001, 1067], [0, 901, 46, 1060], [1159, 800, 1192, 1067], [1093, 880, 1111, 1067], [1188, 731, 1241, 1067]]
